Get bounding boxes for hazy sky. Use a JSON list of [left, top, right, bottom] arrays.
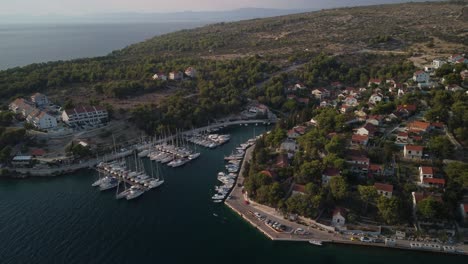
[[0, 0, 424, 15]]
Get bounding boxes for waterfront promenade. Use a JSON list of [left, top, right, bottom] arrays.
[[225, 146, 468, 256]]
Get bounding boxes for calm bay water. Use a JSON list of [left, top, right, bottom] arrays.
[[0, 22, 206, 70], [0, 125, 464, 263]]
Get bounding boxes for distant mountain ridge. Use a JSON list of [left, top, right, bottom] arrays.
[[0, 8, 316, 24]]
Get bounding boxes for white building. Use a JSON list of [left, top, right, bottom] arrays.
[[152, 73, 167, 81], [169, 71, 183, 81], [374, 183, 393, 198], [413, 70, 430, 83], [332, 208, 346, 227], [9, 98, 35, 117], [30, 93, 49, 107], [368, 93, 383, 105], [185, 67, 197, 78], [432, 59, 446, 69], [26, 109, 57, 129], [62, 106, 108, 127]]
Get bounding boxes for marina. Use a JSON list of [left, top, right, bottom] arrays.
[[0, 125, 465, 263]]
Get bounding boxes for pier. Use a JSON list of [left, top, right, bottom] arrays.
[[5, 118, 276, 177]]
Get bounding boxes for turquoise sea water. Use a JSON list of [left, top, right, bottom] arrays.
[[0, 125, 465, 263], [0, 22, 205, 70]]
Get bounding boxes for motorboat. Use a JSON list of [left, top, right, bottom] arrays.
[[309, 240, 323, 246], [126, 187, 145, 200]]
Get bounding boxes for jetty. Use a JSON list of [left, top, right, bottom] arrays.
[[5, 118, 276, 177]]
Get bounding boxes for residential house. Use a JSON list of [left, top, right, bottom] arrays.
[[30, 93, 49, 107], [26, 109, 57, 129], [419, 166, 445, 188], [446, 84, 463, 92], [413, 70, 430, 83], [356, 123, 377, 137], [61, 106, 108, 126], [368, 78, 382, 87], [279, 139, 298, 153], [184, 67, 196, 78], [340, 104, 351, 114], [368, 93, 383, 105], [276, 154, 289, 168], [374, 183, 393, 198], [12, 156, 33, 166], [396, 104, 417, 117], [344, 96, 358, 107], [368, 164, 383, 177], [432, 59, 446, 69], [296, 97, 310, 105], [169, 71, 183, 81], [461, 70, 468, 81], [291, 184, 306, 196], [407, 121, 431, 133], [152, 72, 167, 81], [366, 115, 384, 126], [9, 98, 35, 117], [248, 104, 269, 115], [460, 203, 468, 223], [322, 168, 340, 185], [396, 132, 409, 143], [311, 88, 330, 100], [403, 145, 424, 159], [331, 81, 343, 89], [347, 155, 370, 174], [332, 208, 346, 227], [295, 83, 307, 90], [448, 54, 465, 63], [287, 129, 300, 139], [287, 94, 297, 100], [351, 134, 369, 146]]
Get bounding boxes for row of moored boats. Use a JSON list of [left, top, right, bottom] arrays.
[[212, 138, 257, 203], [93, 160, 164, 200]]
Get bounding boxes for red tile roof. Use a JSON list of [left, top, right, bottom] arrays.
[[374, 183, 393, 193], [408, 121, 431, 131], [413, 192, 443, 203], [405, 145, 424, 151], [292, 184, 306, 193], [323, 168, 340, 177], [423, 178, 445, 185], [420, 166, 434, 175], [352, 134, 369, 142]]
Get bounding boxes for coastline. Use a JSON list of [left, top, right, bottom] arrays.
[[225, 145, 468, 256], [3, 119, 275, 178]]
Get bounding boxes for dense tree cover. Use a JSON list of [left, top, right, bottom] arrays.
[[66, 143, 92, 158], [424, 90, 468, 143], [358, 185, 378, 214], [329, 176, 349, 201], [434, 63, 467, 85], [376, 196, 402, 225], [417, 197, 446, 221], [427, 136, 454, 159], [0, 128, 26, 163], [130, 57, 276, 134]]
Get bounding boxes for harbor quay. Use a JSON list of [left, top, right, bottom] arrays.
[[4, 118, 276, 177], [225, 146, 468, 256]]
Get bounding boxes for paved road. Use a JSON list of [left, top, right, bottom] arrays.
[[225, 145, 468, 255]]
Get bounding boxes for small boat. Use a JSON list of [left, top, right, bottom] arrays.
[[138, 149, 150, 157], [126, 187, 145, 200], [213, 200, 223, 203], [309, 240, 323, 246], [188, 153, 201, 160]]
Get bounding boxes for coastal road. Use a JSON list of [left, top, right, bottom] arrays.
[[225, 145, 468, 255]]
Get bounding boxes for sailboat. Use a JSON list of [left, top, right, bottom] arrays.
[[146, 157, 164, 189]]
